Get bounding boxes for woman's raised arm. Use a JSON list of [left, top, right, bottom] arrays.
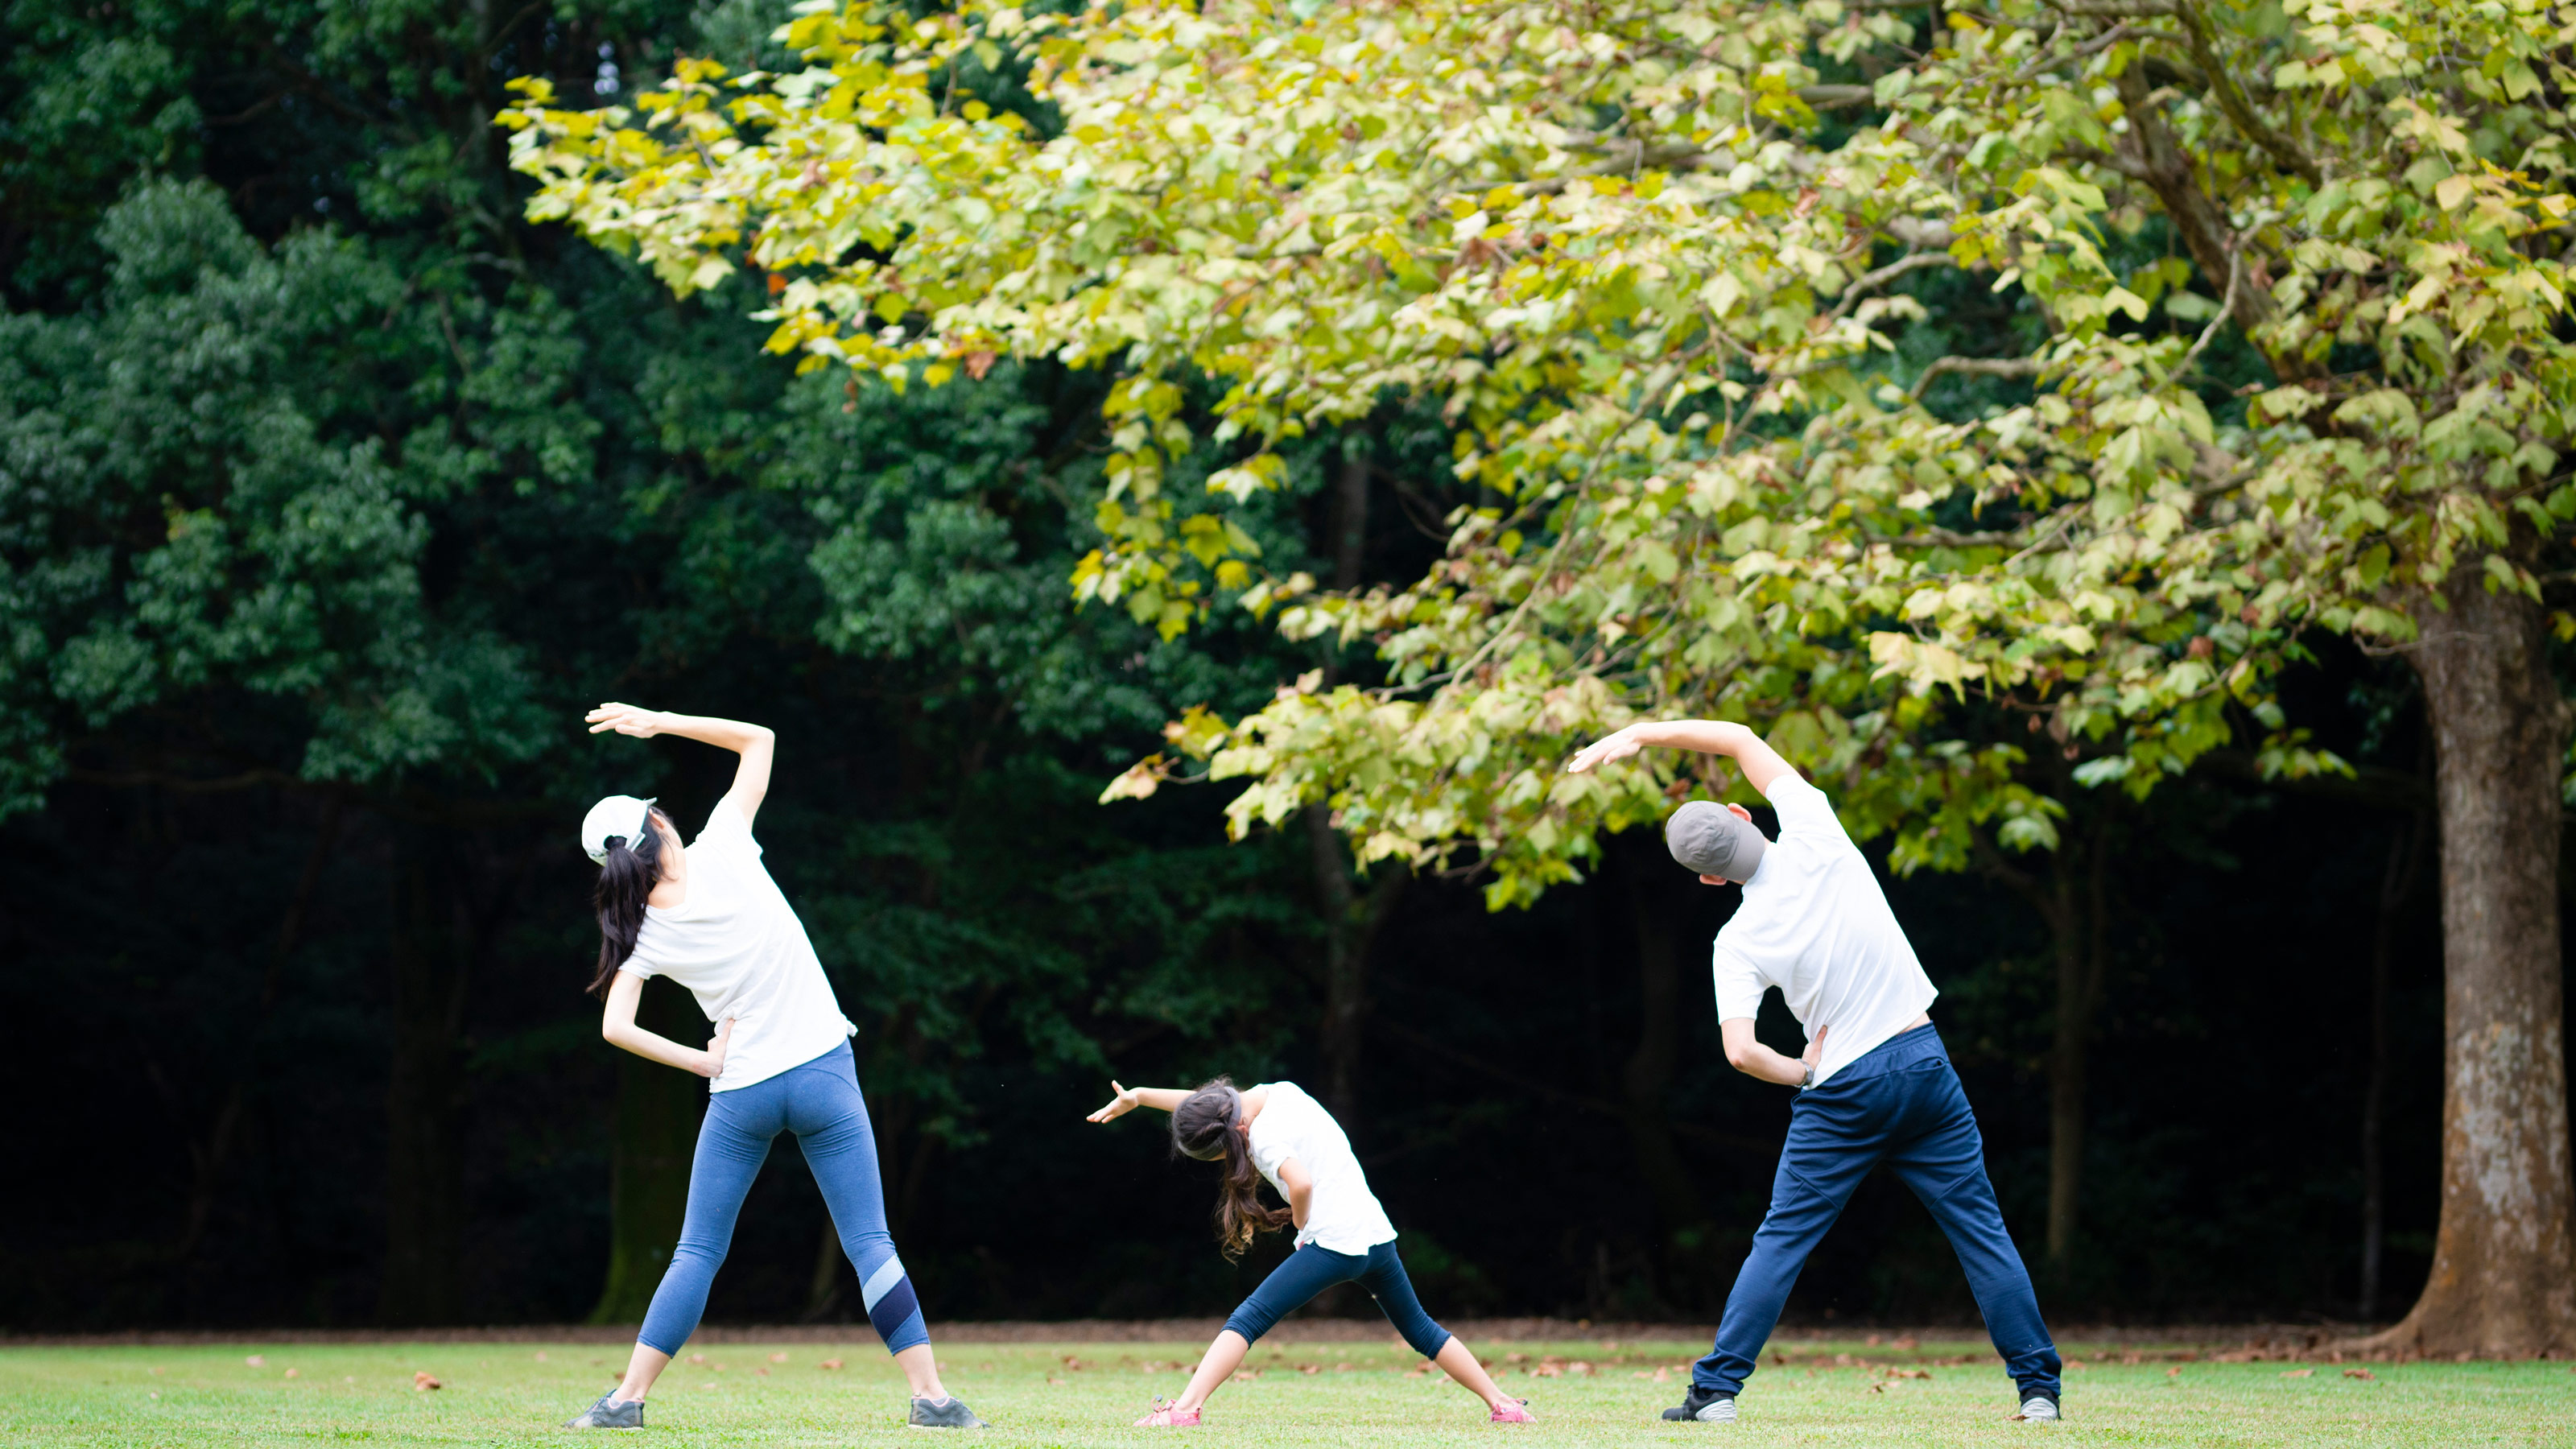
[[586, 704, 776, 828]]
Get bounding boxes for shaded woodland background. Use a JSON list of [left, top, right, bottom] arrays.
[[0, 0, 2558, 1334]]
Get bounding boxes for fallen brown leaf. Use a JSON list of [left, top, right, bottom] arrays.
[[412, 1371, 441, 1392], [245, 1356, 265, 1368], [2345, 1368, 2377, 1381], [768, 1352, 788, 1364], [819, 1359, 844, 1371]]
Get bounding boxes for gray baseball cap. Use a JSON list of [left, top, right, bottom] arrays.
[[1665, 800, 1769, 882]]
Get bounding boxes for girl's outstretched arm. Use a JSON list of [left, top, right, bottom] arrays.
[[600, 971, 733, 1076], [1086, 1081, 1191, 1122], [586, 703, 777, 828]]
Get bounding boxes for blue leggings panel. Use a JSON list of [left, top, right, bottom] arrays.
[[637, 1040, 928, 1357], [1694, 1026, 2060, 1400], [1224, 1240, 1451, 1360]]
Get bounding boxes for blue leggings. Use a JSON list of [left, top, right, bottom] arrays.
[[1695, 1025, 2059, 1399], [637, 1040, 928, 1356], [1224, 1240, 1451, 1359]]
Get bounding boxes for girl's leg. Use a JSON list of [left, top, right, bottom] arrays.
[[1359, 1243, 1515, 1410], [1174, 1244, 1363, 1412], [1166, 1330, 1253, 1414], [615, 1089, 778, 1402], [789, 1045, 943, 1399]]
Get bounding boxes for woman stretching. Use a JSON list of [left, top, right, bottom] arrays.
[[1086, 1077, 1532, 1426], [564, 703, 986, 1431]]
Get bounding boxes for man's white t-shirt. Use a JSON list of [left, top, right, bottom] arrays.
[[1711, 773, 1938, 1087], [619, 802, 856, 1092], [1246, 1081, 1398, 1255]]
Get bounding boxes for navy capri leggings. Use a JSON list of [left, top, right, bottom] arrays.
[[638, 1040, 927, 1357], [1224, 1240, 1451, 1359]]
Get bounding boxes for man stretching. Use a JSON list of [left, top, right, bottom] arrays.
[[1567, 720, 2062, 1425]]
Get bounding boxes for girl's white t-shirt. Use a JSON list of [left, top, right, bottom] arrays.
[[1710, 773, 1938, 1087], [1246, 1081, 1398, 1255], [619, 801, 856, 1092]]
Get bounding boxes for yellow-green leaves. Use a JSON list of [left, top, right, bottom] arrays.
[[509, 0, 2576, 906]]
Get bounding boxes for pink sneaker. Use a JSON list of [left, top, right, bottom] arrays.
[[1490, 1398, 1536, 1423], [1134, 1399, 1201, 1427]]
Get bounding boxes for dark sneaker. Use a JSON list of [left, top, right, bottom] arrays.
[[1660, 1385, 1736, 1422], [565, 1392, 643, 1429], [2014, 1392, 2062, 1422], [910, 1395, 989, 1429]]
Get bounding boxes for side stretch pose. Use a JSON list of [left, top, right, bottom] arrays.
[[564, 703, 985, 1431], [1086, 1078, 1534, 1426], [1567, 720, 2063, 1426]]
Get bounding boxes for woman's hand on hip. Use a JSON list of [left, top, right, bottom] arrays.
[[1802, 1024, 1828, 1070], [587, 702, 666, 738], [697, 1018, 735, 1079], [1086, 1080, 1141, 1123]]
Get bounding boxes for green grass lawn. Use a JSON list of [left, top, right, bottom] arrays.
[[4, 1335, 2570, 1447]]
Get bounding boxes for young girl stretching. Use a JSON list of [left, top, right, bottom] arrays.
[[1086, 1077, 1533, 1426]]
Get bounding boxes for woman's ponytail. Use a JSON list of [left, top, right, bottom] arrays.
[[1170, 1077, 1294, 1261], [588, 811, 667, 997]]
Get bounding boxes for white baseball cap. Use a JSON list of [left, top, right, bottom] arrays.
[[580, 795, 659, 865]]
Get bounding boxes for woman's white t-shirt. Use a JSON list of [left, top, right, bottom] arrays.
[[1246, 1081, 1398, 1255], [1711, 773, 1938, 1087], [619, 801, 856, 1092]]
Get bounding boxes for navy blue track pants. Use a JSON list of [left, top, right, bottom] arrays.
[[1694, 1025, 2060, 1400], [1224, 1240, 1452, 1360]]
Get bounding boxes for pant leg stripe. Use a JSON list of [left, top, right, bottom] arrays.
[[860, 1256, 907, 1311], [865, 1277, 921, 1345]]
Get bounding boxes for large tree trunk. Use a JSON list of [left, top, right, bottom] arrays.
[[1309, 447, 1402, 1124], [2359, 807, 2430, 1322], [589, 976, 708, 1324], [380, 842, 464, 1325], [2044, 821, 2111, 1269], [2372, 568, 2576, 1356], [1613, 833, 1709, 1299], [1307, 806, 1406, 1123]]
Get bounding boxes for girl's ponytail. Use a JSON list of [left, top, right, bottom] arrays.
[[1170, 1077, 1294, 1261], [588, 811, 667, 997]]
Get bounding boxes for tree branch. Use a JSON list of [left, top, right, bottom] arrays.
[[1828, 250, 1956, 321], [2175, 2, 2322, 186], [1911, 356, 2044, 398]]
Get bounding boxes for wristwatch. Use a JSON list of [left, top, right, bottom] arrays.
[[1798, 1063, 1814, 1090]]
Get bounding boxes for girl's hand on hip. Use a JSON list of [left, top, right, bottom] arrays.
[[1086, 1080, 1140, 1123], [587, 702, 666, 737], [1802, 1024, 1828, 1070], [698, 1018, 735, 1079]]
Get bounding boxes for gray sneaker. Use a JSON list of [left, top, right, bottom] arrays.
[[910, 1395, 989, 1429], [566, 1392, 643, 1429], [1660, 1386, 1736, 1422], [2015, 1393, 2061, 1422]]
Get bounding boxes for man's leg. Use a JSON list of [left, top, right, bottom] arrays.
[[1688, 1092, 1888, 1400], [1881, 1060, 2062, 1406]]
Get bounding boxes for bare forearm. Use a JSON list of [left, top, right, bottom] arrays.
[[605, 1021, 718, 1076], [1728, 1040, 1807, 1086], [1125, 1088, 1192, 1113], [1625, 719, 1755, 757], [652, 712, 772, 754]]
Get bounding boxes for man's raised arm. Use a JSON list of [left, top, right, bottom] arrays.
[[1565, 720, 1798, 795]]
